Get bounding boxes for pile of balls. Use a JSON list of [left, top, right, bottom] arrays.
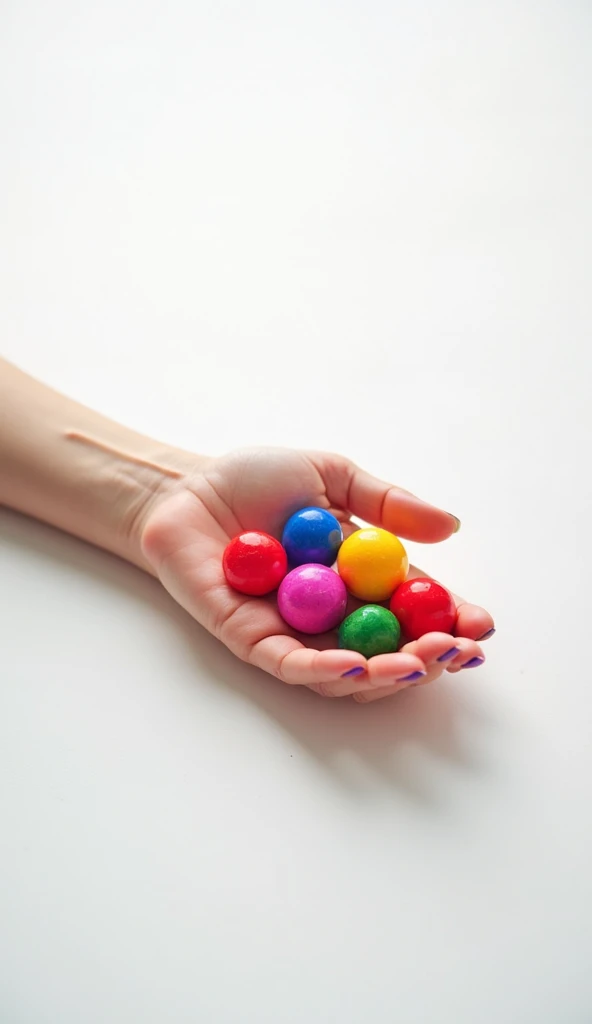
[[222, 507, 456, 658]]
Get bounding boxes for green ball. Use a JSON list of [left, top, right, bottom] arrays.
[[338, 605, 401, 658]]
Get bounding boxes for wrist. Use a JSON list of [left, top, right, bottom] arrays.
[[58, 433, 210, 572], [108, 443, 208, 572], [0, 359, 208, 572]]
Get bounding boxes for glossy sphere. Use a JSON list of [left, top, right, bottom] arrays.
[[223, 531, 287, 596], [337, 527, 408, 602], [390, 578, 456, 640], [282, 506, 343, 567], [338, 605, 401, 658], [277, 564, 348, 635]]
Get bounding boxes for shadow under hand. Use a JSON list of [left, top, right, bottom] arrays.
[[3, 509, 498, 804], [191, 624, 496, 805]]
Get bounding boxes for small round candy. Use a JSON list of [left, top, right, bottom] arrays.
[[336, 527, 408, 602], [390, 578, 456, 640], [223, 531, 287, 596], [277, 564, 347, 634], [338, 605, 401, 659], [282, 506, 343, 567]]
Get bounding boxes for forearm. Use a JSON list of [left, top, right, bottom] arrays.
[[0, 359, 199, 570]]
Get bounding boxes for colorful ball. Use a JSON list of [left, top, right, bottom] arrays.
[[223, 531, 287, 596], [338, 605, 401, 658], [277, 564, 348, 634], [337, 527, 408, 602], [390, 578, 456, 639], [281, 506, 343, 567]]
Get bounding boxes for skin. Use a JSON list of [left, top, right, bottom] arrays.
[[1, 359, 494, 701]]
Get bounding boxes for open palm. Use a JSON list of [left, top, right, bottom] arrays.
[[141, 448, 494, 701]]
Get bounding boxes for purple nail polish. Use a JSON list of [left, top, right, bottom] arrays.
[[437, 647, 460, 662], [461, 656, 485, 669], [477, 628, 496, 641], [341, 666, 365, 678], [400, 671, 426, 682]]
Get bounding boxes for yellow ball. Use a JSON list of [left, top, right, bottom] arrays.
[[337, 527, 408, 602]]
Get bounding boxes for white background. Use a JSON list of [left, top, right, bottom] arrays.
[[1, 1, 592, 1021]]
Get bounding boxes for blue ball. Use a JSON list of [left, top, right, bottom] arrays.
[[281, 506, 343, 567]]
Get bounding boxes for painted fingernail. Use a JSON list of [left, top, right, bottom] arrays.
[[461, 656, 485, 669], [437, 646, 460, 662], [399, 670, 426, 682], [477, 628, 496, 641], [341, 666, 365, 678]]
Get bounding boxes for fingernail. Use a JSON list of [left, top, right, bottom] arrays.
[[437, 646, 460, 662], [399, 670, 426, 682], [477, 628, 496, 641], [341, 666, 365, 678], [448, 514, 461, 533], [461, 656, 485, 669]]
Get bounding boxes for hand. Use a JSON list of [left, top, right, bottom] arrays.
[[140, 447, 495, 701], [0, 361, 492, 699]]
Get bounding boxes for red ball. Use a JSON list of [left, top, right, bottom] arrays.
[[223, 531, 288, 596], [390, 578, 456, 640]]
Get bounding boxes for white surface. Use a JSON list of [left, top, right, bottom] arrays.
[[1, 2, 592, 1022]]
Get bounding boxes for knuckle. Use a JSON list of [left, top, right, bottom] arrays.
[[273, 649, 294, 683], [218, 604, 249, 651], [314, 681, 337, 698]]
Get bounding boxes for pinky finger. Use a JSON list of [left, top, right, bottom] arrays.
[[248, 634, 367, 687]]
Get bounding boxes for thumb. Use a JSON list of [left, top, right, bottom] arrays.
[[311, 453, 460, 544]]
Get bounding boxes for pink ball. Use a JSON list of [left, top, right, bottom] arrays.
[[278, 564, 348, 635]]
